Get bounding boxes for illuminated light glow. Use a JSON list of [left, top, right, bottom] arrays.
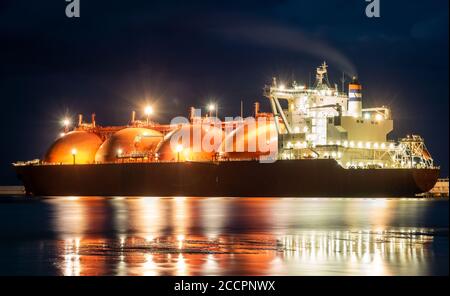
[[363, 113, 371, 120], [389, 143, 395, 149], [294, 126, 300, 133], [278, 84, 285, 90], [373, 142, 379, 149], [336, 140, 341, 146], [71, 148, 77, 155], [349, 141, 355, 148], [357, 141, 363, 148], [346, 162, 351, 167], [117, 148, 123, 156], [60, 132, 66, 138], [303, 126, 309, 133], [295, 141, 301, 148], [328, 141, 334, 145], [331, 152, 337, 158], [287, 141, 292, 148], [177, 234, 185, 249], [337, 152, 342, 158], [343, 141, 348, 147], [358, 162, 364, 167], [381, 143, 386, 149], [375, 114, 384, 121], [62, 118, 71, 127], [175, 144, 184, 153], [144, 105, 154, 116], [365, 142, 371, 149], [208, 104, 215, 111]]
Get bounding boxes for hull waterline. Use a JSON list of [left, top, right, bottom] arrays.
[[14, 159, 439, 197]]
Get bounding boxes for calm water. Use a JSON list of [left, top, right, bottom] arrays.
[[0, 197, 448, 276]]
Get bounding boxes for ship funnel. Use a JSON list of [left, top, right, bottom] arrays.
[[78, 114, 83, 126], [91, 113, 96, 127], [348, 76, 362, 117]]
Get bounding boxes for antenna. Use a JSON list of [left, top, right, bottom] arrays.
[[240, 100, 243, 118]]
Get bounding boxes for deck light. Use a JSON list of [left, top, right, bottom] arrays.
[[144, 105, 153, 124], [71, 148, 77, 165], [207, 103, 217, 118], [375, 114, 383, 121], [144, 105, 153, 115], [176, 144, 183, 162], [62, 118, 70, 127]]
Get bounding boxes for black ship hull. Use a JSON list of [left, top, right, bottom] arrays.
[[14, 159, 439, 197]]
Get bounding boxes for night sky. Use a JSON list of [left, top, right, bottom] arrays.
[[0, 0, 448, 184]]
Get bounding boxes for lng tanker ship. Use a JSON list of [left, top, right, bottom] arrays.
[[13, 63, 439, 197]]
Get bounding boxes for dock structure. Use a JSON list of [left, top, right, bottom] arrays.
[[418, 178, 449, 198], [0, 186, 25, 196]]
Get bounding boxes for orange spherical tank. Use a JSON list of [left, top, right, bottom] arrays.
[[44, 131, 103, 164], [221, 120, 278, 160], [156, 124, 223, 162], [95, 127, 163, 162]]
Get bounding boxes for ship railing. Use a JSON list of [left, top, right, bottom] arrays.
[[13, 158, 442, 168]]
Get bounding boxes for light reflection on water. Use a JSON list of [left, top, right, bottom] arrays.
[[0, 197, 448, 275]]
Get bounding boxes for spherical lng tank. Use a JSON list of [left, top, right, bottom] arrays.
[[221, 120, 278, 160], [95, 127, 163, 162], [44, 131, 103, 164], [156, 124, 223, 162]]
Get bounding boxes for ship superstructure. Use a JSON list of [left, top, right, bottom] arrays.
[[265, 62, 434, 170]]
